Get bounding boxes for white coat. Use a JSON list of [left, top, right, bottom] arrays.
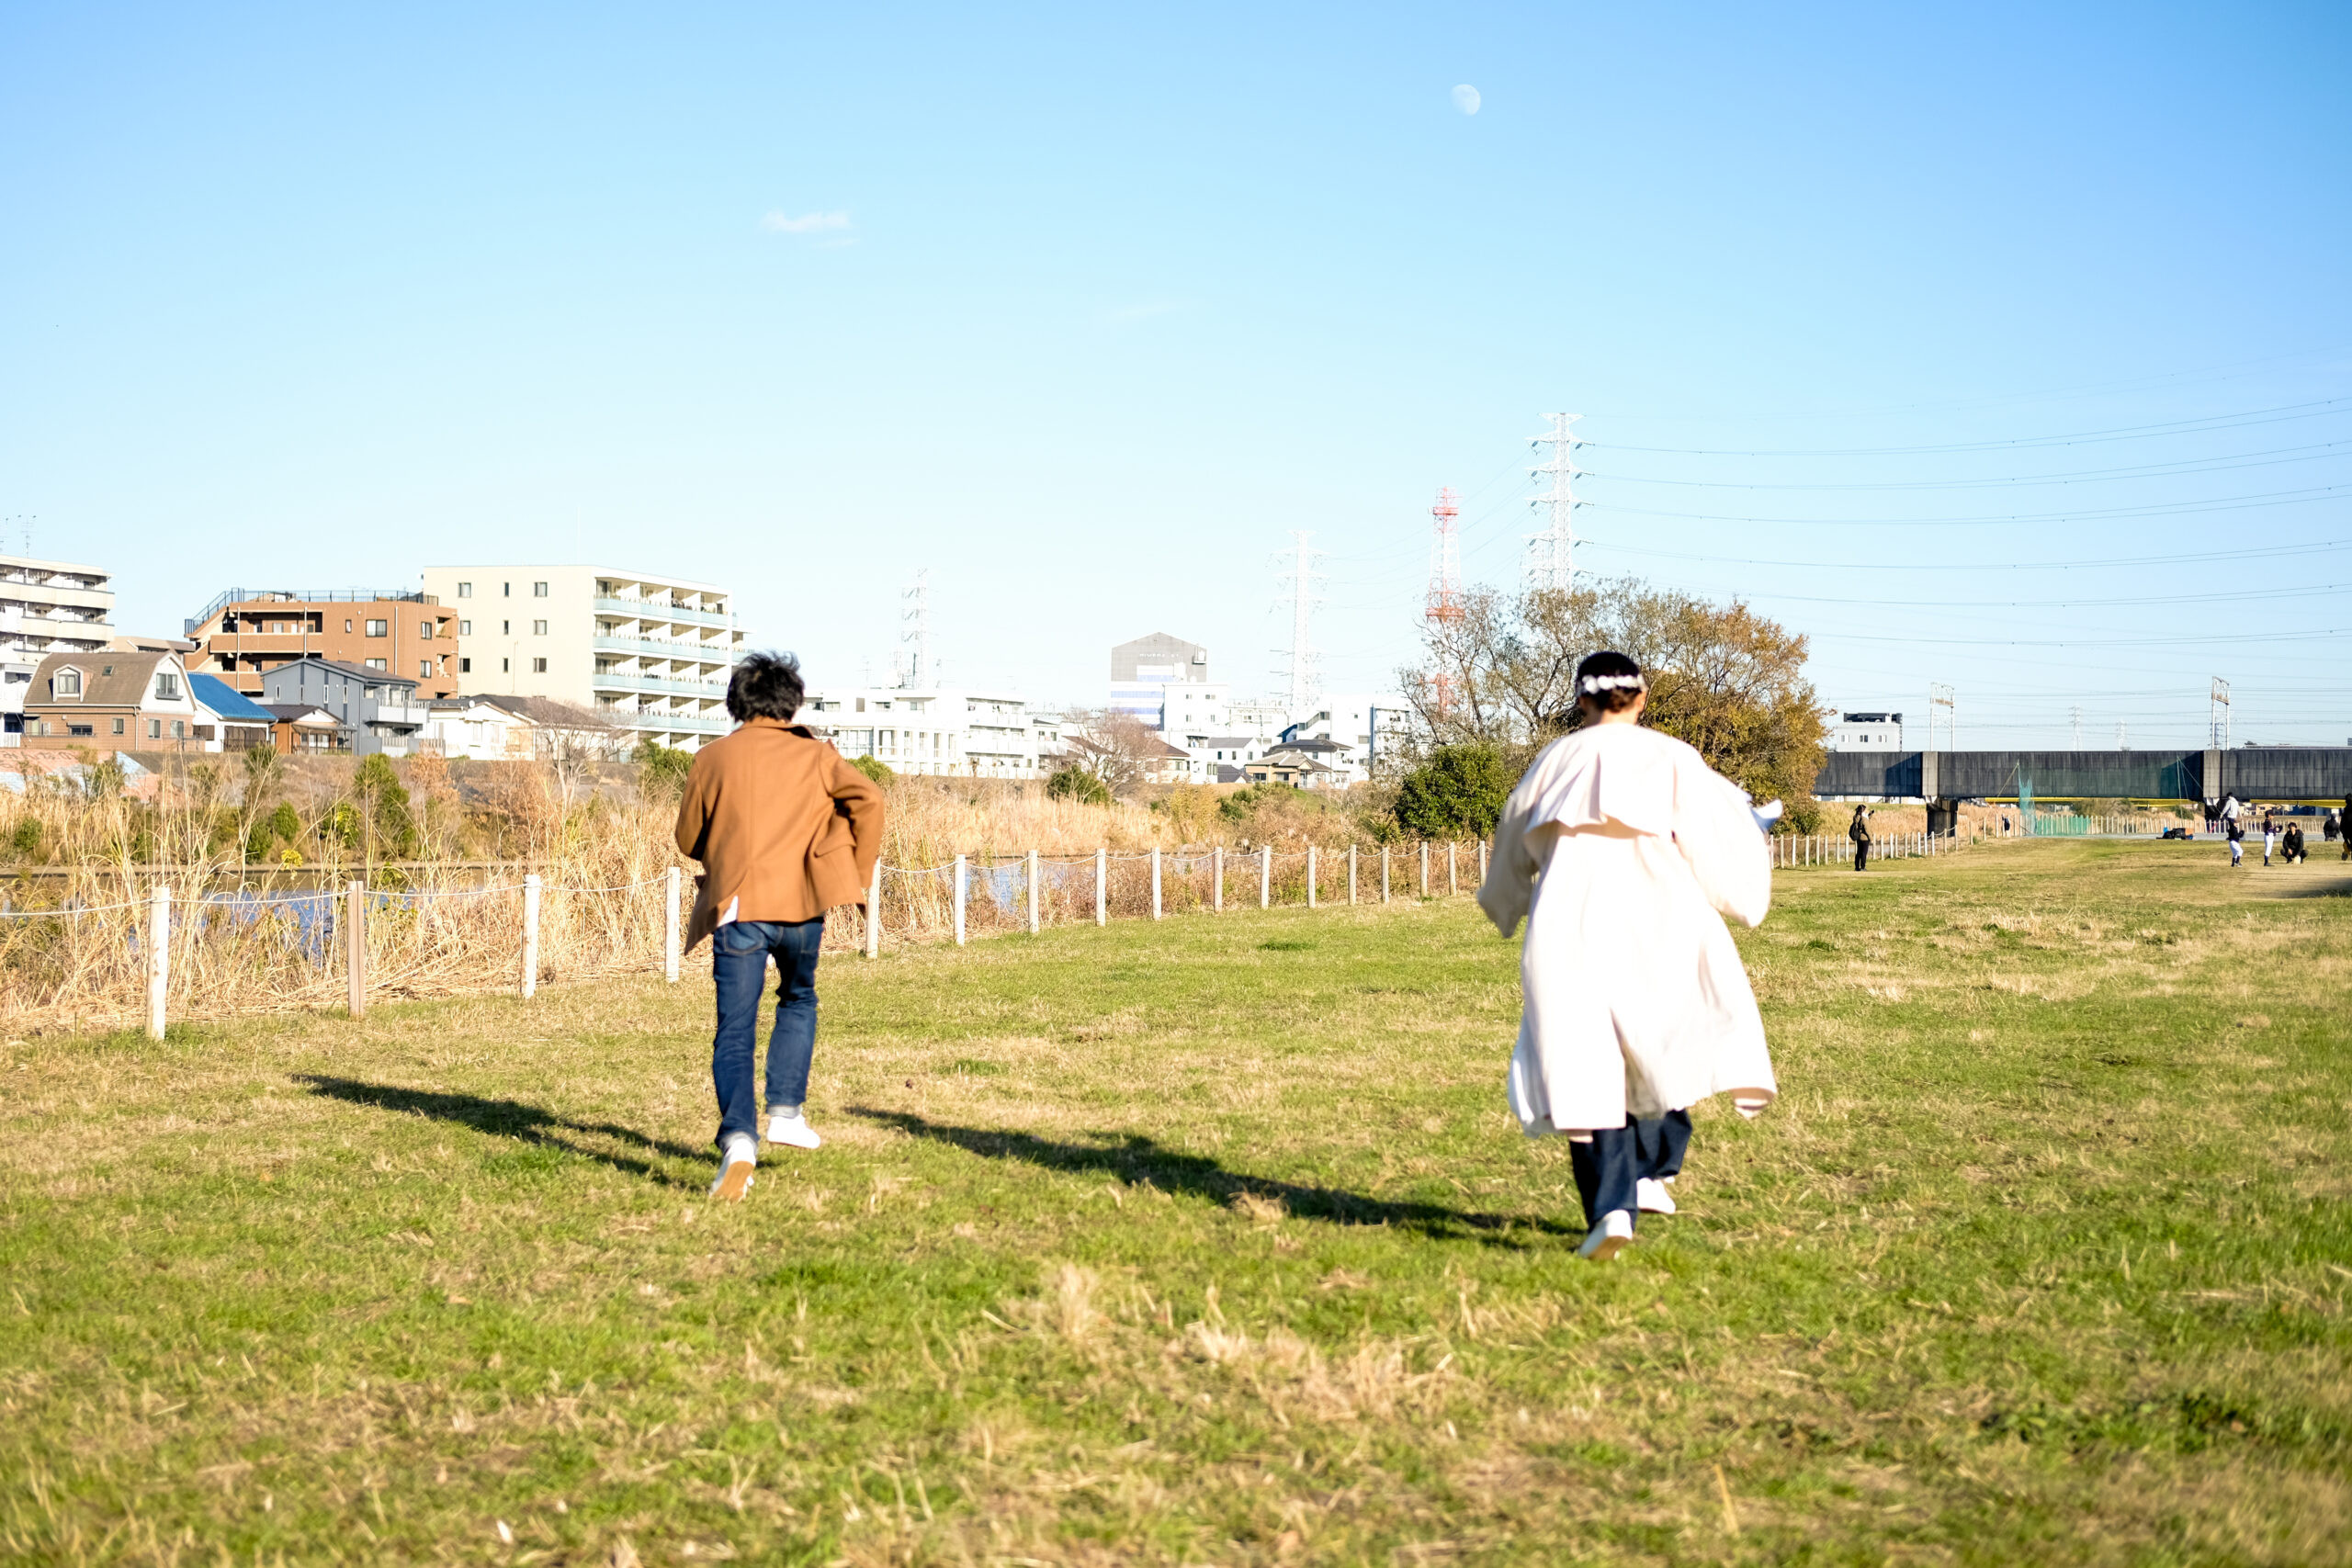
[[1476, 722, 1778, 1136]]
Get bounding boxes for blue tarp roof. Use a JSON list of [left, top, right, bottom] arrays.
[[188, 672, 277, 724]]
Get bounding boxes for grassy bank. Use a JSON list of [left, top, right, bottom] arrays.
[[4, 840, 2348, 1564]]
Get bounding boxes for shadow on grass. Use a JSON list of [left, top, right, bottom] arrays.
[[295, 1075, 707, 1189], [850, 1108, 1579, 1247]]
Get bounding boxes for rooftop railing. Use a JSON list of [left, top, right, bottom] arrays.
[[187, 587, 434, 634]]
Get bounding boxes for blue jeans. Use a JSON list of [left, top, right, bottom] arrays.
[[1569, 1110, 1693, 1229], [710, 917, 825, 1150]]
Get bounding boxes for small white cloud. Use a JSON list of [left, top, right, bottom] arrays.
[[1452, 84, 1481, 116], [762, 210, 852, 234]]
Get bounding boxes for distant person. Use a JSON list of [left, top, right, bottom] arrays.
[[673, 651, 885, 1201], [1476, 650, 1776, 1262], [2263, 813, 2278, 866], [2281, 822, 2306, 864], [2324, 809, 2339, 843], [1849, 805, 1872, 871], [2000, 813, 2011, 835], [2225, 809, 2245, 868], [2344, 792, 2352, 860]]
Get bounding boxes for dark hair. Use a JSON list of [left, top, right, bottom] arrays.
[[1573, 650, 1645, 714], [726, 651, 805, 722]]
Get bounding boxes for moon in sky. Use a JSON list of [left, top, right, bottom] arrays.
[[1452, 84, 1481, 115]]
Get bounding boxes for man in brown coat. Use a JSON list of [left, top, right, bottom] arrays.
[[673, 652, 884, 1200]]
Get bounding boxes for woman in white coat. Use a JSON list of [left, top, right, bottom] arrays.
[[1476, 651, 1777, 1261]]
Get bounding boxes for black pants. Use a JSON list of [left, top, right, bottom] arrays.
[[1569, 1111, 1693, 1228], [1853, 840, 1871, 872]]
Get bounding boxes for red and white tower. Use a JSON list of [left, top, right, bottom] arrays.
[[1425, 486, 1464, 716]]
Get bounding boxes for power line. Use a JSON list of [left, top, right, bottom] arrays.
[[1581, 536, 2352, 572], [1586, 397, 2350, 457], [1686, 581, 2352, 611], [1584, 479, 2347, 528], [1581, 438, 2351, 492]]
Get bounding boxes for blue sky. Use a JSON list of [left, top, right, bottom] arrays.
[[5, 2, 2347, 746]]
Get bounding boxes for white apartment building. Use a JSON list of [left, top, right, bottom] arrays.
[[3, 553, 117, 745], [802, 686, 1061, 778], [1828, 711, 1904, 751], [421, 565, 744, 751], [1281, 692, 1408, 783]]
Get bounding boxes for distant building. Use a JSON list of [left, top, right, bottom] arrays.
[[1110, 632, 1216, 727], [1282, 693, 1406, 782], [3, 553, 116, 744], [1228, 697, 1291, 739], [1243, 746, 1344, 789], [186, 589, 458, 699], [802, 686, 1060, 779], [22, 649, 201, 746], [1829, 711, 1904, 750], [421, 565, 743, 751], [259, 657, 427, 758], [258, 703, 349, 754], [187, 674, 277, 751]]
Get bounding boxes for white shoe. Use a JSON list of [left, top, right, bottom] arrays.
[[764, 1112, 821, 1151], [709, 1134, 756, 1201], [1577, 1209, 1634, 1261], [1636, 1178, 1677, 1215]]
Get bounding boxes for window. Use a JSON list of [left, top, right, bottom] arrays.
[[501, 658, 511, 672], [345, 619, 354, 633], [149, 718, 163, 739], [153, 672, 180, 700], [172, 720, 186, 739], [68, 724, 92, 738], [533, 581, 548, 597], [418, 622, 434, 639], [458, 620, 471, 636], [458, 581, 472, 599], [460, 658, 472, 673], [53, 668, 81, 696], [502, 620, 511, 635], [419, 660, 432, 679], [366, 619, 388, 637], [533, 657, 548, 673], [532, 619, 548, 636], [503, 582, 512, 597], [111, 716, 125, 735], [855, 698, 866, 713], [365, 660, 387, 672]]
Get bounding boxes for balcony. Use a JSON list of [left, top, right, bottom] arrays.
[[592, 634, 736, 664], [617, 711, 730, 734], [593, 597, 735, 629], [593, 670, 730, 697]]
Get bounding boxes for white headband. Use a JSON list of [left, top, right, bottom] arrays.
[[1578, 672, 1645, 694]]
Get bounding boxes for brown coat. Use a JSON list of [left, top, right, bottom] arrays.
[[672, 718, 886, 951]]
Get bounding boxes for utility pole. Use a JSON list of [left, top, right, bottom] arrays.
[[2070, 706, 2083, 747], [2209, 677, 2231, 748], [1526, 413, 1583, 592], [895, 570, 931, 689], [1274, 531, 1325, 721]]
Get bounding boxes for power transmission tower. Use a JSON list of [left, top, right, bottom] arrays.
[[1425, 488, 1465, 718], [894, 569, 932, 689], [1928, 682, 1956, 750], [1526, 413, 1584, 591], [1273, 530, 1326, 720], [2116, 719, 2128, 750], [2209, 678, 2231, 748], [2070, 706, 2083, 747]]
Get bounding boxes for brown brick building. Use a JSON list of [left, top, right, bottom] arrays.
[[185, 589, 458, 699]]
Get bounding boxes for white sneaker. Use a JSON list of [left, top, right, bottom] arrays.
[[1577, 1209, 1634, 1261], [1636, 1178, 1678, 1215], [709, 1134, 756, 1201], [764, 1111, 821, 1151]]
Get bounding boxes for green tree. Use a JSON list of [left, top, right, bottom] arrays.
[[352, 754, 419, 859], [1046, 766, 1112, 807], [1393, 744, 1513, 840], [8, 816, 42, 862], [848, 754, 896, 786], [634, 738, 696, 795]]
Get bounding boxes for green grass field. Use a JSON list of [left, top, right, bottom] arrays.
[[5, 840, 2349, 1566]]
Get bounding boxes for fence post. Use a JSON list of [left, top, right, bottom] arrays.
[[1260, 845, 1272, 909], [1150, 848, 1162, 920], [347, 878, 369, 1017], [1028, 849, 1041, 935], [146, 884, 171, 1042], [1307, 845, 1317, 909], [664, 865, 681, 982], [1214, 845, 1224, 912], [1382, 844, 1391, 902], [1095, 847, 1107, 927], [1448, 841, 1458, 896], [1349, 844, 1358, 905], [1479, 839, 1488, 884], [1419, 841, 1429, 898], [954, 854, 967, 946], [866, 856, 883, 958], [519, 874, 539, 1000]]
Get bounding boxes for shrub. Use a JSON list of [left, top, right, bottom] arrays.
[[634, 739, 695, 795], [849, 754, 896, 786], [1046, 766, 1112, 807], [1394, 745, 1513, 840]]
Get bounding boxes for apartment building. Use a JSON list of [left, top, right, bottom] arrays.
[[420, 566, 743, 751], [1828, 711, 1904, 750], [259, 658, 429, 758], [2, 553, 116, 744], [802, 686, 1061, 778], [1108, 632, 1216, 727], [1281, 693, 1408, 783], [185, 589, 458, 698]]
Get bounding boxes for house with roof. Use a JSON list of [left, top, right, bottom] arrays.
[[22, 649, 202, 747], [258, 656, 426, 757], [187, 673, 277, 751], [1242, 744, 1345, 790], [258, 703, 349, 753]]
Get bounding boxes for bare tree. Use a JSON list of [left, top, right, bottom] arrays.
[[1061, 709, 1177, 798]]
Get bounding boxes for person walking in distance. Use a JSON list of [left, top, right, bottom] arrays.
[[2226, 807, 2245, 868], [1849, 805, 1872, 872], [1477, 651, 1778, 1262], [673, 652, 884, 1201], [2263, 810, 2278, 866]]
